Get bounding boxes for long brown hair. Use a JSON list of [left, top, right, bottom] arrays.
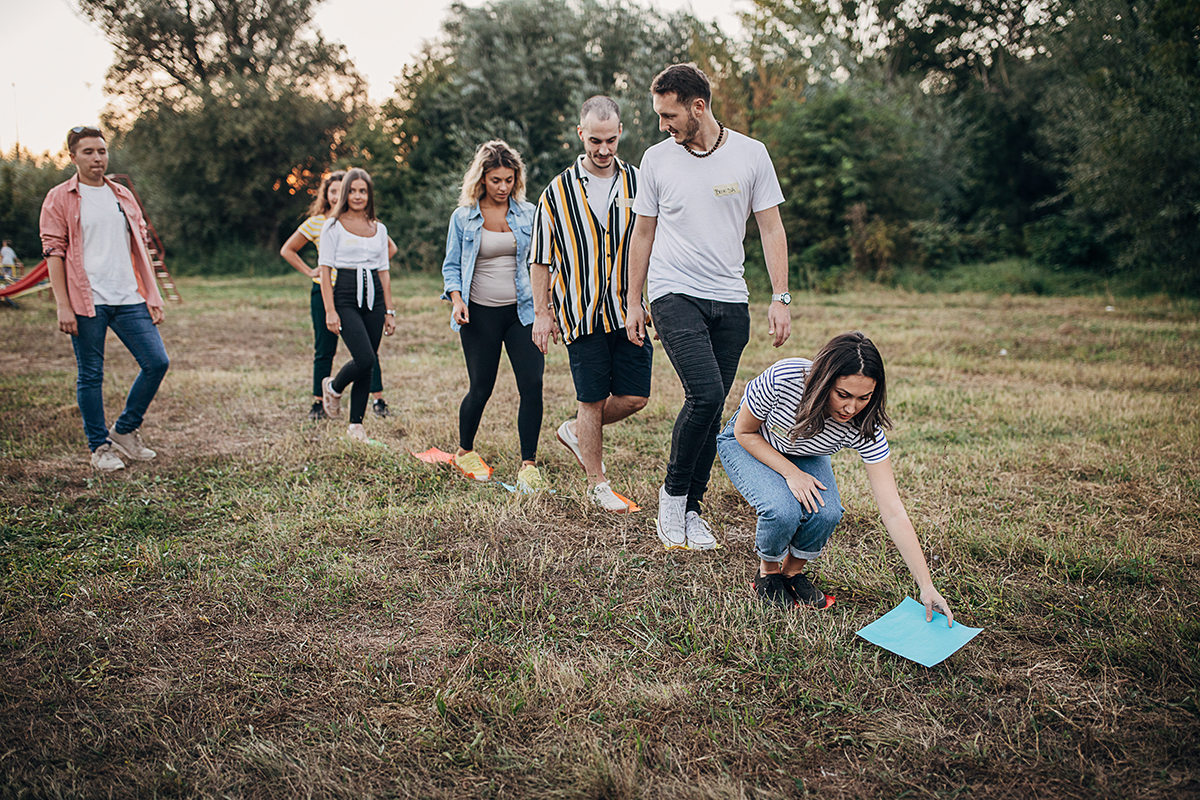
[[789, 331, 892, 445], [329, 168, 376, 222], [306, 170, 346, 217]]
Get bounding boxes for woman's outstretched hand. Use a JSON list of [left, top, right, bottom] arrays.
[[785, 470, 827, 513], [920, 586, 955, 627]]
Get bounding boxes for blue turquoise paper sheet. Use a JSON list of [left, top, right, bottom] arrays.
[[856, 597, 982, 667]]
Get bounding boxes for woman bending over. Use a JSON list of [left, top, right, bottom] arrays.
[[717, 331, 954, 622], [441, 140, 545, 490], [318, 168, 397, 442]]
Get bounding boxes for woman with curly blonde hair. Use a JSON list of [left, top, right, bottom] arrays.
[[441, 140, 545, 489]]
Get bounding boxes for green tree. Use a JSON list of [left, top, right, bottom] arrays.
[[1040, 0, 1200, 291], [79, 0, 362, 252], [375, 0, 698, 270]]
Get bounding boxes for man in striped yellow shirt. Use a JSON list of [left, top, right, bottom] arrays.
[[531, 96, 652, 513]]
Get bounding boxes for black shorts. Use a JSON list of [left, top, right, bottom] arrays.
[[566, 329, 653, 403]]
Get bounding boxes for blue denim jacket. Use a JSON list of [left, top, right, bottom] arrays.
[[440, 198, 536, 332]]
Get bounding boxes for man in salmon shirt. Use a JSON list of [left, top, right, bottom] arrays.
[[40, 126, 170, 472]]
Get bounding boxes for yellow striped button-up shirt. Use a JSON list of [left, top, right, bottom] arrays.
[[530, 156, 641, 344]]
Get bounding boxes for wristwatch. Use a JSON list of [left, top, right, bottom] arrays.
[[385, 309, 396, 316], [771, 292, 791, 305]]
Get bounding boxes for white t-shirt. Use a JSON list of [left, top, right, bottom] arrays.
[[633, 129, 784, 304], [0, 245, 16, 266], [78, 183, 142, 306], [582, 171, 617, 229]]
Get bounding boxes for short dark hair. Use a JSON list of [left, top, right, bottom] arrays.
[[67, 126, 104, 154], [650, 64, 711, 107], [580, 95, 620, 123], [789, 331, 892, 445]]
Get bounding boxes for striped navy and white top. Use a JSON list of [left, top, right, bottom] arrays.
[[739, 358, 891, 464], [529, 155, 640, 344]]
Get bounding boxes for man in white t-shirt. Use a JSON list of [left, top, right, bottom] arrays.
[[626, 63, 793, 550], [40, 126, 170, 472], [1, 240, 20, 279]]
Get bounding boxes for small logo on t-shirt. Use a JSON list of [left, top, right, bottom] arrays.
[[713, 182, 741, 198]]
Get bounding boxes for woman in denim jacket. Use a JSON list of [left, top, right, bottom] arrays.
[[441, 140, 545, 489]]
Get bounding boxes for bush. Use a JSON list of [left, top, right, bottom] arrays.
[[1024, 215, 1107, 271]]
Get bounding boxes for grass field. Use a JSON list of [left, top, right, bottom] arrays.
[[1, 274, 1198, 798]]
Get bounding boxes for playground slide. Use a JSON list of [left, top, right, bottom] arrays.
[[0, 260, 49, 299]]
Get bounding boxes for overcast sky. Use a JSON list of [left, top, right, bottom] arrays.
[[1, 0, 747, 157]]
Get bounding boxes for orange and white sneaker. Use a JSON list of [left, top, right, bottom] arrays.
[[453, 450, 493, 481]]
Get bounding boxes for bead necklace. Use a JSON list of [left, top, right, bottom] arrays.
[[682, 121, 726, 158]]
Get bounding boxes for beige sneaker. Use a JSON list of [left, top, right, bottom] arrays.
[[516, 464, 547, 492], [347, 423, 369, 443], [589, 481, 631, 513], [90, 443, 125, 472], [322, 376, 341, 417], [108, 425, 156, 460]]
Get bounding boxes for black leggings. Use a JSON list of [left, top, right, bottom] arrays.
[[458, 302, 544, 461], [332, 302, 385, 424]]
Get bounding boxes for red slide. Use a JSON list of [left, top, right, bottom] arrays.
[[0, 260, 50, 299]]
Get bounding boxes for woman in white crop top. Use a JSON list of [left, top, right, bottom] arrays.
[[317, 169, 397, 443], [717, 331, 956, 623]]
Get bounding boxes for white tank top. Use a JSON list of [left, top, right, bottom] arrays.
[[469, 228, 518, 307]]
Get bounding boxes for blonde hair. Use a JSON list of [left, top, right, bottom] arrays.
[[457, 140, 526, 207], [329, 168, 376, 222], [306, 170, 346, 217]]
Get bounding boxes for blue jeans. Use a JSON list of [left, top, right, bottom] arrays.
[[717, 416, 844, 562], [71, 303, 170, 451], [649, 293, 750, 512]]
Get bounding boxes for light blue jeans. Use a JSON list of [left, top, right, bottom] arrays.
[[716, 416, 844, 562], [71, 303, 170, 451]]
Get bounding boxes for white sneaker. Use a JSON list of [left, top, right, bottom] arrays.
[[322, 376, 341, 417], [90, 443, 125, 472], [556, 419, 604, 475], [589, 481, 630, 513], [108, 425, 156, 460], [347, 423, 369, 443], [685, 511, 718, 550], [656, 485, 687, 549]]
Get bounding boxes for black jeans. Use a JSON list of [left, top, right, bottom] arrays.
[[332, 301, 385, 425], [311, 283, 382, 397], [458, 302, 544, 462], [650, 293, 750, 512]]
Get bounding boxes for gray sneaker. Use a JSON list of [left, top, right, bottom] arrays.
[[322, 376, 341, 417], [684, 511, 718, 550], [90, 443, 126, 472], [108, 425, 156, 460], [656, 485, 687, 549]]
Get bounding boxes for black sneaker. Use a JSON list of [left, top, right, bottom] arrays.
[[785, 572, 834, 609], [372, 398, 390, 418], [752, 572, 797, 609], [309, 401, 328, 420]]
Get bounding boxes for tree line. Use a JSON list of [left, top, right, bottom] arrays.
[[1, 0, 1196, 293]]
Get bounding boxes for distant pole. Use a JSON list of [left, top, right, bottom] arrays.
[[11, 83, 18, 152]]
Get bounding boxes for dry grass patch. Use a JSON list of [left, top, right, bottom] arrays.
[[1, 276, 1197, 798]]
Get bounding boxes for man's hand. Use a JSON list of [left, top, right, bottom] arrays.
[[532, 313, 559, 354], [57, 306, 77, 336], [149, 305, 165, 325], [767, 301, 790, 348], [625, 304, 646, 346]]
